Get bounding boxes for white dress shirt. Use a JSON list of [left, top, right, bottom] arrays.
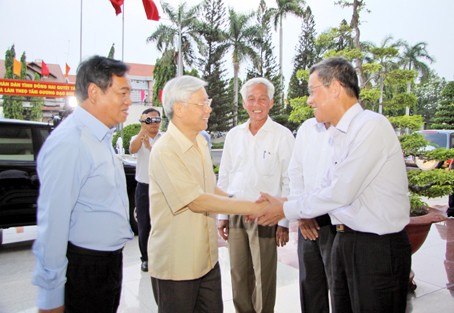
[[218, 117, 295, 227], [284, 104, 410, 235], [130, 132, 162, 184], [288, 118, 332, 197]]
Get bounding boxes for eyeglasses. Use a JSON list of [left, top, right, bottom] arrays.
[[308, 84, 324, 96], [139, 116, 162, 124], [185, 98, 212, 109]]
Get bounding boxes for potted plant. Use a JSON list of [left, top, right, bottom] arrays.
[[398, 131, 452, 248], [392, 116, 453, 290]]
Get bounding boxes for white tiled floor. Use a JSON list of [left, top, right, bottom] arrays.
[[0, 226, 300, 313], [1, 197, 454, 313]]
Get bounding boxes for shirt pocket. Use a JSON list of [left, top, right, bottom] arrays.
[[256, 149, 278, 176]]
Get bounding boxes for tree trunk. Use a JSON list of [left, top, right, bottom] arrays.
[[279, 15, 284, 106], [233, 62, 239, 126], [350, 0, 367, 88]]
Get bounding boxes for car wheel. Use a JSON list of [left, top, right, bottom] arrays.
[[128, 190, 138, 236]]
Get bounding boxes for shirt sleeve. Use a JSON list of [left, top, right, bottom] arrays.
[[217, 131, 233, 221], [276, 128, 295, 227]]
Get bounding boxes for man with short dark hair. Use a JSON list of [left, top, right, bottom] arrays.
[[254, 57, 411, 313], [33, 55, 134, 313], [129, 107, 162, 272]]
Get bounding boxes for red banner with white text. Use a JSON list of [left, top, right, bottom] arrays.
[[0, 79, 75, 98]]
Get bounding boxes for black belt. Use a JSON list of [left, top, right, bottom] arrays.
[[336, 224, 356, 233], [67, 242, 123, 256]]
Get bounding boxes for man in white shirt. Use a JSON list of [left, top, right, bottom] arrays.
[[254, 57, 411, 312], [129, 108, 162, 272], [289, 118, 336, 313], [217, 77, 295, 313]]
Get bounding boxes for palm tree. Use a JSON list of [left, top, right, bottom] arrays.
[[268, 0, 305, 105], [220, 9, 260, 126], [366, 35, 400, 114], [398, 41, 435, 114], [399, 41, 435, 80], [146, 1, 205, 76]]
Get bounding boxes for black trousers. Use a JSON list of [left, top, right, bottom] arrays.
[[65, 242, 123, 313], [151, 262, 223, 313], [331, 229, 411, 313], [298, 223, 336, 313], [135, 182, 151, 262]]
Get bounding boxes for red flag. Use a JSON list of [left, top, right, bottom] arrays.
[[65, 63, 71, 77], [142, 0, 160, 21], [13, 58, 22, 76], [110, 0, 124, 15], [41, 60, 50, 76], [140, 90, 145, 103]]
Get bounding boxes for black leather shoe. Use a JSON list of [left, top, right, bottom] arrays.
[[141, 261, 148, 272]]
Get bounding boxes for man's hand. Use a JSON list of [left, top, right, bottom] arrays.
[[249, 192, 285, 226], [275, 226, 289, 247], [217, 220, 229, 241], [298, 218, 320, 241], [142, 134, 151, 150]]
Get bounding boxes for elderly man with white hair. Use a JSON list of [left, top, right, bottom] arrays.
[[147, 75, 267, 313]]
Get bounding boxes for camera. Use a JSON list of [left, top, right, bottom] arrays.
[[140, 116, 162, 124]]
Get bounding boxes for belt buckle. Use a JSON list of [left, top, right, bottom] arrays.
[[336, 224, 345, 232]]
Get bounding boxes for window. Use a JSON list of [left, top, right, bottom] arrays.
[[0, 126, 34, 161]]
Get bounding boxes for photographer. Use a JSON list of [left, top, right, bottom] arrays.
[[129, 108, 163, 272]]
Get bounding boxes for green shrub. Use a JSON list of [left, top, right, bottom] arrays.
[[112, 123, 141, 154], [211, 142, 224, 149]]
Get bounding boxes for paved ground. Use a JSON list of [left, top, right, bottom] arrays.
[[1, 197, 453, 312]]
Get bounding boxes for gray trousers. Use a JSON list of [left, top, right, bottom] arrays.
[[228, 215, 277, 313], [151, 262, 223, 313], [298, 223, 336, 313]]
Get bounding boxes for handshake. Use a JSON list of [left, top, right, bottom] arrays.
[[246, 193, 287, 226]]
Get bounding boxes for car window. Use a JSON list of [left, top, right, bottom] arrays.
[[0, 126, 34, 161], [421, 132, 448, 149]]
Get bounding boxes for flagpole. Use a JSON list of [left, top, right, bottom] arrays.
[[119, 2, 125, 152], [122, 2, 125, 61], [79, 0, 83, 62]]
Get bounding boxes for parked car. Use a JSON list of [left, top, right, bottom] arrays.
[[0, 119, 138, 244], [414, 129, 454, 170]]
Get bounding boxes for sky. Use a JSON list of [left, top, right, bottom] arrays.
[[1, 0, 453, 88]]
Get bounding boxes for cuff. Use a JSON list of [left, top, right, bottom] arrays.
[[277, 218, 289, 228], [283, 200, 301, 221], [218, 214, 228, 220], [36, 285, 65, 310]]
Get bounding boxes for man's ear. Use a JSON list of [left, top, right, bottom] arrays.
[[87, 83, 98, 103], [173, 102, 185, 118], [269, 98, 275, 110], [330, 80, 342, 98]]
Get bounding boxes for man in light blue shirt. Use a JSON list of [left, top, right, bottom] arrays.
[[32, 56, 134, 313]]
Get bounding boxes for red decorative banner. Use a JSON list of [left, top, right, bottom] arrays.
[[0, 79, 75, 98]]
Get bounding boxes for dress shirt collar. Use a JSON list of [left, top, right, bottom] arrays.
[[240, 116, 273, 134], [314, 121, 329, 133], [73, 106, 115, 142], [166, 121, 206, 152], [335, 103, 363, 134]]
